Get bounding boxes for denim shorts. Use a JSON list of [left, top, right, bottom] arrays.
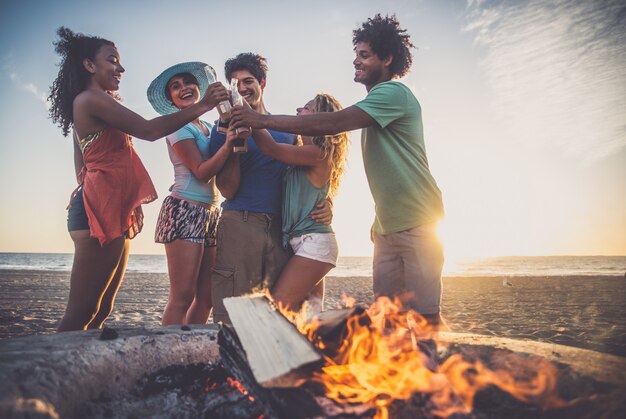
[[154, 195, 220, 247], [289, 233, 338, 266], [67, 188, 90, 231]]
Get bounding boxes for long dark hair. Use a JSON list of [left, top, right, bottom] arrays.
[[48, 27, 115, 137]]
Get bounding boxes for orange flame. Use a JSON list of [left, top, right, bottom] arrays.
[[306, 297, 565, 418]]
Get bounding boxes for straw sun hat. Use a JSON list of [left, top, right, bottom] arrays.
[[147, 61, 217, 115]]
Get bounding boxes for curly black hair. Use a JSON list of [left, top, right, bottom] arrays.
[[48, 27, 115, 137], [224, 53, 268, 84], [353, 14, 415, 78]]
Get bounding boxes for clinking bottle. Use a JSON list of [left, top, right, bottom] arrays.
[[215, 88, 232, 134], [230, 78, 250, 153], [203, 65, 230, 134]]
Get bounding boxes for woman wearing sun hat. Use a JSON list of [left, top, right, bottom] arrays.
[[147, 61, 236, 325]]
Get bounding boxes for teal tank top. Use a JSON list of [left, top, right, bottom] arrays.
[[282, 166, 333, 247]]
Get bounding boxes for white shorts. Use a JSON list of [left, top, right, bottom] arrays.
[[289, 233, 338, 266]]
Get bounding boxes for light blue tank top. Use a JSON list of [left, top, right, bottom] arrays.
[[166, 121, 218, 206], [282, 166, 333, 247]]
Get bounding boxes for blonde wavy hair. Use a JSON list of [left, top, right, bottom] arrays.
[[303, 93, 349, 199]]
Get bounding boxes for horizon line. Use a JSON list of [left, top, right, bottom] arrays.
[[0, 251, 625, 258]]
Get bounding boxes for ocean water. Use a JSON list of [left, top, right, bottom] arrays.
[[0, 253, 624, 278]]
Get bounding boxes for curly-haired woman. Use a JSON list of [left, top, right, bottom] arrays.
[[48, 27, 228, 331]]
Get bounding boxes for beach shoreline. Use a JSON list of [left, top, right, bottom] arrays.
[[1, 269, 624, 357]]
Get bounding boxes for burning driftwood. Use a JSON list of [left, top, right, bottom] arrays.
[[219, 295, 375, 418], [219, 295, 626, 419], [2, 317, 625, 418], [220, 295, 456, 417]]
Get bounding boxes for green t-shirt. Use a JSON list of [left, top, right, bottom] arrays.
[[355, 81, 444, 234]]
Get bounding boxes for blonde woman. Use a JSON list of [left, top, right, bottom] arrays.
[[243, 93, 349, 312]]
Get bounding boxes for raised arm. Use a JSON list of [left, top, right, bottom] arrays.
[[216, 153, 240, 200], [172, 131, 236, 182], [214, 128, 241, 199], [231, 104, 375, 137], [251, 128, 322, 166], [74, 82, 229, 141]]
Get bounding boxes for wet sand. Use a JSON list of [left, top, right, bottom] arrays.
[[1, 270, 624, 357]]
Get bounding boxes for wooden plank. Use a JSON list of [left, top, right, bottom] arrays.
[[223, 295, 323, 388]]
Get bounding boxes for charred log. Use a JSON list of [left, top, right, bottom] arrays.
[[308, 306, 369, 359], [218, 324, 282, 418]]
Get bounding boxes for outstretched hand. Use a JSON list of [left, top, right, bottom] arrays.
[[202, 82, 230, 110], [230, 99, 266, 129]]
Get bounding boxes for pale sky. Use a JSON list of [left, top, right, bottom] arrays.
[[0, 0, 624, 261]]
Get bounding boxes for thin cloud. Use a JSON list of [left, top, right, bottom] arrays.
[[5, 68, 49, 110], [464, 0, 626, 161], [21, 78, 49, 110]]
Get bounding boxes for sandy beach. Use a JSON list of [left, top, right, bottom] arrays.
[[0, 269, 624, 357]]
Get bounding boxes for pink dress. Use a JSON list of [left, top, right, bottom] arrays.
[[72, 127, 157, 246]]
